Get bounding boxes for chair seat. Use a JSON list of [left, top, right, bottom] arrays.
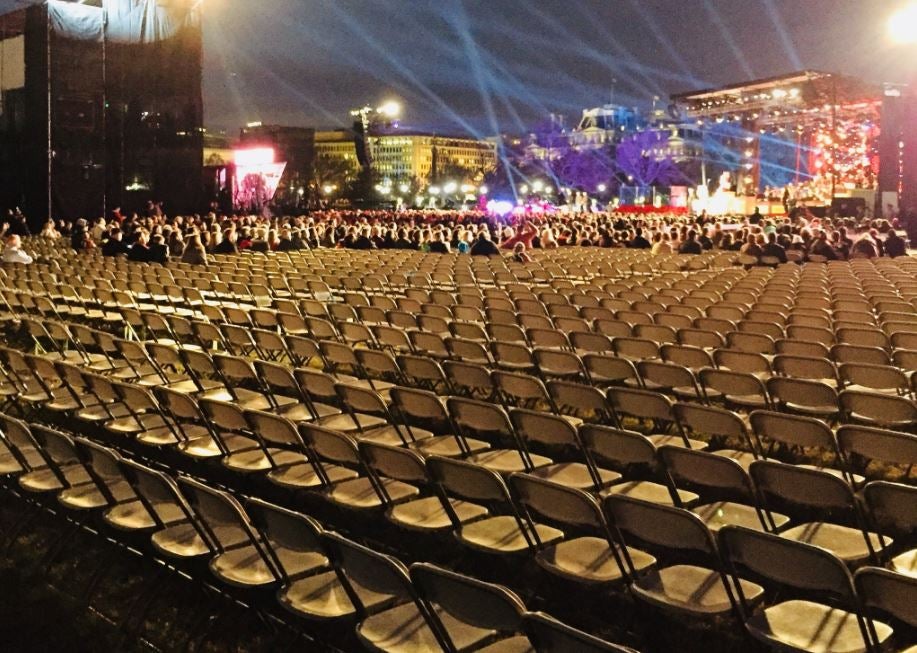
[[783, 402, 838, 418], [691, 501, 789, 533], [633, 565, 763, 617], [59, 482, 109, 510], [176, 435, 225, 459], [465, 449, 545, 474], [105, 413, 168, 435], [353, 425, 429, 447], [409, 435, 490, 458], [279, 569, 361, 620], [458, 515, 563, 554], [711, 449, 758, 470], [272, 545, 328, 578], [211, 545, 277, 587], [151, 522, 210, 558], [0, 450, 23, 475], [359, 601, 485, 653], [890, 548, 917, 577], [19, 468, 65, 493], [269, 462, 357, 490], [77, 402, 131, 422], [224, 447, 304, 473], [105, 499, 157, 531], [475, 635, 534, 653], [527, 462, 621, 490], [745, 599, 891, 653], [602, 480, 699, 507], [315, 412, 387, 433], [327, 477, 419, 510], [388, 496, 488, 532], [646, 434, 709, 450], [537, 536, 655, 585], [781, 522, 887, 565]]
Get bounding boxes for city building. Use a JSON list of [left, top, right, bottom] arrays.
[[366, 132, 497, 183]]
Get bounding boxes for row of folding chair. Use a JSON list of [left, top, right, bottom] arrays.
[[3, 413, 916, 653]]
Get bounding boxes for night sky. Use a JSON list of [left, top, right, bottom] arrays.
[[0, 1, 911, 135]]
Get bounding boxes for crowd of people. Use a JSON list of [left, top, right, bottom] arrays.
[[0, 204, 911, 266]]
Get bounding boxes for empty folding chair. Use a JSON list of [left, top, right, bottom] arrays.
[[244, 410, 345, 491], [72, 438, 156, 532], [359, 442, 487, 534], [426, 456, 562, 557], [659, 446, 786, 533], [443, 360, 495, 400], [447, 396, 552, 474], [660, 344, 714, 373], [673, 402, 759, 469], [637, 360, 705, 402], [244, 498, 357, 622], [699, 368, 772, 412], [862, 481, 917, 578], [178, 477, 281, 588], [299, 423, 417, 511], [321, 532, 454, 652], [604, 496, 762, 622], [766, 377, 840, 422], [582, 354, 641, 389], [839, 363, 911, 397], [718, 526, 891, 653], [509, 473, 653, 588], [750, 410, 858, 483], [855, 567, 917, 652], [388, 387, 489, 458], [580, 424, 697, 507], [410, 563, 534, 652], [117, 458, 212, 559], [749, 461, 886, 565], [606, 387, 706, 449], [837, 424, 917, 483], [333, 382, 425, 446], [714, 349, 772, 378], [534, 348, 588, 382], [840, 389, 917, 431], [509, 409, 620, 490]]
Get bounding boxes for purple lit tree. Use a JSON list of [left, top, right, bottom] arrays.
[[614, 131, 684, 186]]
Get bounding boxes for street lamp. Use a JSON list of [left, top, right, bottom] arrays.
[[889, 3, 917, 44]]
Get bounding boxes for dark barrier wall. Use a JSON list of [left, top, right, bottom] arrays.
[[16, 1, 203, 224]]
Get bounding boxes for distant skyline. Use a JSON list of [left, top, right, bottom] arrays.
[[1, 1, 913, 136]]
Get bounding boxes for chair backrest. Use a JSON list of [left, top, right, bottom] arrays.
[[509, 408, 579, 450], [245, 497, 327, 574], [719, 525, 859, 604], [410, 563, 528, 638], [749, 460, 856, 513], [855, 566, 917, 629], [427, 455, 511, 505], [606, 387, 674, 423], [510, 473, 608, 534], [178, 476, 270, 558], [749, 409, 835, 450], [863, 481, 917, 536], [447, 396, 512, 436], [837, 425, 917, 471], [298, 422, 362, 468], [580, 424, 657, 467], [323, 531, 415, 607], [359, 441, 428, 485], [604, 495, 718, 557], [659, 445, 753, 497]]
